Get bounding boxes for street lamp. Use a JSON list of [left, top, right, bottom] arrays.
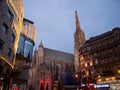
[[74, 73, 80, 90], [75, 74, 78, 78], [94, 75, 101, 90], [57, 76, 62, 90]]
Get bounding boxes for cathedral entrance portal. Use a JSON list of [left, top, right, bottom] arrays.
[[40, 83, 44, 90], [46, 83, 48, 90]]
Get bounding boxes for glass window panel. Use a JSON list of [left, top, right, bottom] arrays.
[[24, 40, 33, 59], [17, 36, 25, 55], [7, 10, 12, 21], [8, 48, 12, 57], [0, 39, 4, 49], [23, 21, 29, 27], [11, 34, 15, 43], [2, 23, 8, 33]]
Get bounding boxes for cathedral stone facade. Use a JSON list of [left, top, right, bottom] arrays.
[[28, 42, 74, 90], [74, 11, 86, 73]]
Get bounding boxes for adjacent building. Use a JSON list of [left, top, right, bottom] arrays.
[[79, 27, 120, 90], [12, 18, 36, 90], [0, 0, 24, 89], [17, 18, 36, 60], [28, 42, 74, 90]]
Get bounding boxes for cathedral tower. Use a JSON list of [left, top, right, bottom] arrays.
[[37, 41, 44, 65], [74, 11, 86, 73]]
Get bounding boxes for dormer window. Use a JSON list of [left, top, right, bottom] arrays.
[[23, 21, 29, 27]]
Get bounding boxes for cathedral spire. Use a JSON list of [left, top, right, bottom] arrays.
[[74, 11, 86, 73], [40, 40, 42, 45], [39, 40, 43, 47], [33, 46, 38, 59], [75, 11, 81, 31]]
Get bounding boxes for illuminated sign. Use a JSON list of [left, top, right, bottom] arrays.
[[81, 83, 94, 86], [94, 84, 109, 88]]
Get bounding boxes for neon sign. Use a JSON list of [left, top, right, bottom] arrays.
[[94, 84, 109, 88]]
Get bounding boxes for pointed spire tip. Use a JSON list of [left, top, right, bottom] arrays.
[[75, 11, 77, 14], [39, 39, 43, 47], [40, 40, 42, 45]]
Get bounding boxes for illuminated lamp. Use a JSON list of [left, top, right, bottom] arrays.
[[98, 75, 101, 78], [98, 79, 102, 82], [75, 74, 78, 78], [111, 77, 116, 80], [118, 70, 120, 74], [105, 78, 109, 81]]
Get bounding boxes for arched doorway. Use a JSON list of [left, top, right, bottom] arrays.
[[40, 83, 44, 90], [46, 83, 48, 90]]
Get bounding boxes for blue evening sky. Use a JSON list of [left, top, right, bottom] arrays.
[[23, 0, 120, 53]]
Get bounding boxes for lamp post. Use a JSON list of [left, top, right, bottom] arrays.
[[57, 76, 62, 90], [95, 75, 101, 90], [74, 73, 80, 90]]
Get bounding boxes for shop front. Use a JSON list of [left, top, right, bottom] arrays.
[[0, 74, 4, 90], [97, 80, 120, 90], [0, 60, 13, 90], [109, 81, 120, 90], [94, 84, 110, 90]]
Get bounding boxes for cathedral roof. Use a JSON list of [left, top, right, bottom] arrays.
[[44, 48, 74, 62]]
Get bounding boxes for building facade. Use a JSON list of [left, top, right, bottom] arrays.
[[28, 42, 74, 90], [74, 11, 86, 73], [79, 27, 120, 90], [0, 0, 24, 89], [12, 18, 36, 90], [17, 18, 36, 60]]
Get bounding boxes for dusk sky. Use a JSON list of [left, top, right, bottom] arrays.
[[23, 0, 120, 53]]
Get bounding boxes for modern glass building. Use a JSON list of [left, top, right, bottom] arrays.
[[13, 18, 36, 90], [17, 36, 34, 60], [17, 18, 36, 60]]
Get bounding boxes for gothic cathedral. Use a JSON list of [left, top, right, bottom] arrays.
[[74, 11, 86, 73]]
